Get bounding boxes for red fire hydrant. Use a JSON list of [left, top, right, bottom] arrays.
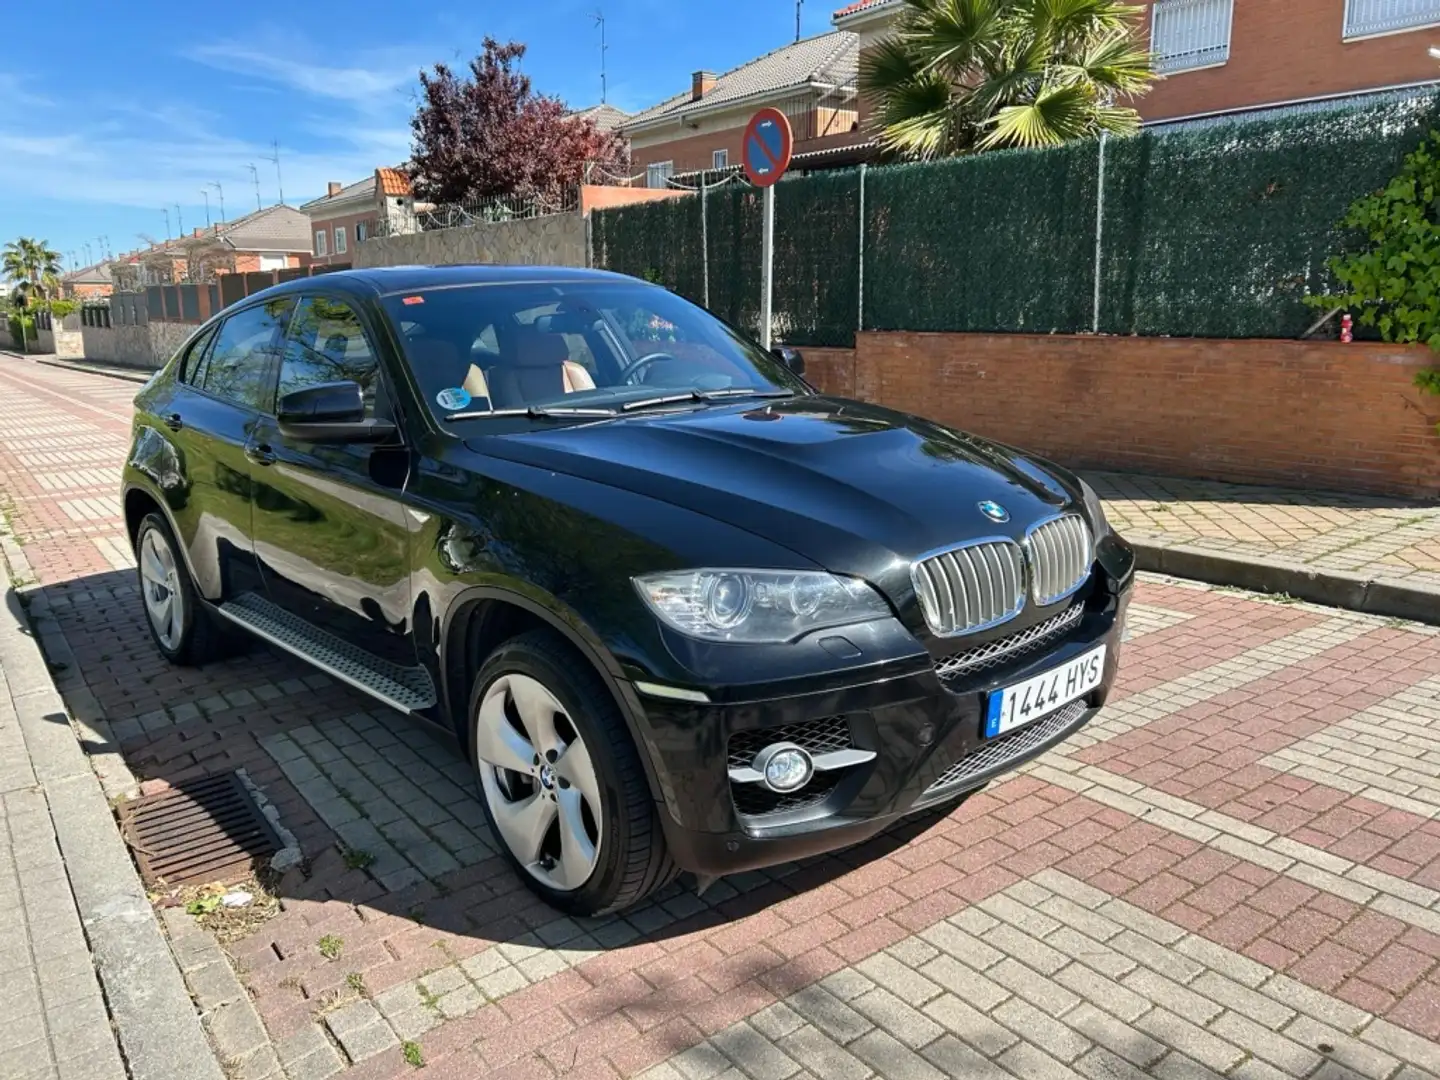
[[1340, 313, 1353, 343]]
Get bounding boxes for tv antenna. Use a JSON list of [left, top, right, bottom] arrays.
[[211, 181, 225, 222], [266, 140, 285, 205], [200, 188, 211, 227], [247, 164, 262, 211], [796, 0, 803, 41], [594, 10, 608, 104], [161, 208, 170, 240]]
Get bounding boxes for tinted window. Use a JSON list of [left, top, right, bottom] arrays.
[[280, 297, 379, 415], [181, 324, 219, 386], [203, 299, 294, 410], [380, 282, 805, 419]]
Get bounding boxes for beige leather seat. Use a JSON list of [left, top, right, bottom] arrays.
[[487, 328, 595, 408]]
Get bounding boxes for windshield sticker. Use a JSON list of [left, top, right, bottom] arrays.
[[402, 295, 425, 306], [436, 387, 472, 411]]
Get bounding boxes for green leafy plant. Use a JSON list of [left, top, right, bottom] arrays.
[[186, 895, 223, 916], [861, 0, 1155, 157], [402, 1041, 425, 1068], [342, 848, 375, 871], [1309, 129, 1440, 423], [317, 934, 344, 960]]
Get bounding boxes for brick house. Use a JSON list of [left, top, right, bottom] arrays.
[[835, 0, 1440, 125], [620, 31, 868, 183], [115, 205, 315, 286], [59, 263, 112, 299], [301, 167, 414, 266]]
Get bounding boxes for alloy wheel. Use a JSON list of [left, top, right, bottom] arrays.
[[139, 528, 184, 652], [474, 673, 603, 892]]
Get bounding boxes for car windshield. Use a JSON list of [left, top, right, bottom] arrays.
[[379, 280, 808, 421]]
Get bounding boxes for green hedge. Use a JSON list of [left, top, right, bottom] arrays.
[[591, 91, 1440, 345]]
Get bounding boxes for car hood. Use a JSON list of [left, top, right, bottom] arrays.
[[466, 396, 1081, 580]]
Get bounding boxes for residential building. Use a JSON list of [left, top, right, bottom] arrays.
[[301, 167, 414, 266], [620, 31, 867, 182], [59, 263, 113, 298], [571, 103, 630, 134], [833, 0, 1440, 126], [113, 204, 315, 286]]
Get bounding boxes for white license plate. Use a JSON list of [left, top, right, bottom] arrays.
[[985, 645, 1106, 738]]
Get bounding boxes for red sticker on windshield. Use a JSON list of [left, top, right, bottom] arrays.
[[401, 295, 425, 305]]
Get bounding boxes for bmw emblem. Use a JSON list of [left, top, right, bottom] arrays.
[[978, 500, 1010, 524]]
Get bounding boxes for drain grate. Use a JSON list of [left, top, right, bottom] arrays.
[[117, 771, 280, 887]]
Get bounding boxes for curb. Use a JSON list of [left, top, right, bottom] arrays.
[[33, 356, 154, 384], [1131, 539, 1440, 627], [0, 538, 225, 1080]]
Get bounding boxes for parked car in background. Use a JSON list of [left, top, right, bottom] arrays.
[[122, 266, 1135, 915]]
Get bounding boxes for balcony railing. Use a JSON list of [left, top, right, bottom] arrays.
[[1344, 0, 1440, 37], [1151, 0, 1234, 74]]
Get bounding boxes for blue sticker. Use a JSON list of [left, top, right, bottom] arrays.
[[436, 387, 471, 411]]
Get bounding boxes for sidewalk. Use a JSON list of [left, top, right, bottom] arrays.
[[1089, 471, 1440, 624], [0, 537, 222, 1079]]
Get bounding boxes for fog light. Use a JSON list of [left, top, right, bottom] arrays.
[[755, 742, 814, 793]]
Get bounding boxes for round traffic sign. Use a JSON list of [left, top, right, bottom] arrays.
[[742, 108, 793, 188]]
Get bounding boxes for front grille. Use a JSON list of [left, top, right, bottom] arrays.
[[912, 540, 1025, 637], [921, 700, 1088, 799], [732, 771, 844, 817], [727, 715, 853, 771], [1026, 515, 1092, 606], [934, 602, 1085, 686]]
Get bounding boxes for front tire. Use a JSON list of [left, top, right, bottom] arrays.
[[134, 512, 227, 666], [468, 629, 677, 916]]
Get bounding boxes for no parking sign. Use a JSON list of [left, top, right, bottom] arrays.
[[742, 108, 793, 349]]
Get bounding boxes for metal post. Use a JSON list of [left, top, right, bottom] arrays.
[[760, 183, 775, 350], [857, 163, 867, 334], [1092, 131, 1108, 334], [701, 176, 710, 309]]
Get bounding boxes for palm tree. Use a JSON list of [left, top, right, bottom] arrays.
[[2, 237, 64, 304], [860, 0, 1155, 158]]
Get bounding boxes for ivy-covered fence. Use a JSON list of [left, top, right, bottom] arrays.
[[590, 92, 1440, 346]]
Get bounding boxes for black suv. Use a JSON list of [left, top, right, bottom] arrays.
[[123, 266, 1135, 916]]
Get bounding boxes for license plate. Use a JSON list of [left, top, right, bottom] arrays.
[[985, 645, 1106, 738]]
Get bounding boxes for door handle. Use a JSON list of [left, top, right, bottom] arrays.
[[163, 412, 183, 431], [245, 443, 276, 467]]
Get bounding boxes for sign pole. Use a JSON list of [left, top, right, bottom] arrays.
[[740, 107, 793, 353], [760, 184, 775, 351]]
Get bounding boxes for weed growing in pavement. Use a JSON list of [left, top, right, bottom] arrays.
[[402, 1041, 425, 1068], [345, 972, 367, 997], [317, 934, 344, 960], [418, 983, 441, 1011], [278, 974, 304, 995], [342, 848, 375, 871]]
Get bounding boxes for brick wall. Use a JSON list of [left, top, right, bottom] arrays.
[[309, 207, 381, 265], [801, 333, 1440, 499], [1133, 0, 1440, 122]]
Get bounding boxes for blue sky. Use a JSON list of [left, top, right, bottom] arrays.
[[0, 0, 839, 272]]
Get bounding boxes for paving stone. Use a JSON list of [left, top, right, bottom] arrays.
[[997, 1039, 1088, 1080], [923, 993, 1019, 1055], [850, 1030, 945, 1080], [712, 1021, 801, 1080], [787, 985, 874, 1044], [1055, 963, 1150, 1024], [1134, 1008, 1245, 1074], [1074, 1047, 1154, 1080], [1210, 1011, 1323, 1077], [1282, 1017, 1400, 1080], [203, 999, 268, 1059], [994, 996, 1090, 1063], [989, 957, 1082, 1016], [752, 1002, 805, 1042], [1066, 1003, 1165, 1068], [185, 960, 245, 1011], [1190, 972, 1295, 1031], [776, 1025, 870, 1080], [856, 953, 942, 1007], [849, 987, 943, 1050], [437, 983, 485, 1019], [918, 954, 1010, 1012], [418, 965, 467, 996]]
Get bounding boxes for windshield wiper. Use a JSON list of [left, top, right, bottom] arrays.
[[621, 387, 795, 412], [443, 405, 619, 422]]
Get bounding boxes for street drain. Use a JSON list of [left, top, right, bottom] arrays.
[[118, 771, 280, 887]]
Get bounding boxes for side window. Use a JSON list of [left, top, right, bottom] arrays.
[[203, 299, 295, 411], [181, 324, 219, 386], [280, 296, 380, 415]]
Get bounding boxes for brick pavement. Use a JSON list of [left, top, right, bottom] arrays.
[[2, 350, 1440, 1078], [1091, 473, 1440, 598]]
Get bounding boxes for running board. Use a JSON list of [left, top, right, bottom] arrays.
[[217, 593, 437, 713]]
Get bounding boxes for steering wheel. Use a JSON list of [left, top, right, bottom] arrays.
[[618, 351, 681, 385]]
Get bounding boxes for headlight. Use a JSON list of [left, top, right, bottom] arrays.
[[1079, 479, 1111, 538], [633, 569, 892, 643]]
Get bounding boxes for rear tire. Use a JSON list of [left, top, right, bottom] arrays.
[[468, 629, 678, 916], [134, 512, 228, 667]]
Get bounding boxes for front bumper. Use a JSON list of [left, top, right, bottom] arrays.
[[642, 577, 1132, 878]]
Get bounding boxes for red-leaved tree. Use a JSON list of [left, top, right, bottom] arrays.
[[408, 38, 626, 205]]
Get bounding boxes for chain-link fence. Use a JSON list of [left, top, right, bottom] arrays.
[[591, 90, 1440, 346], [377, 189, 581, 237]]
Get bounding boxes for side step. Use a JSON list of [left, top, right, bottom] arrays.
[[217, 593, 437, 713]]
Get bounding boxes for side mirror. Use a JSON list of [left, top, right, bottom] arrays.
[[276, 381, 396, 443], [771, 345, 805, 375]]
